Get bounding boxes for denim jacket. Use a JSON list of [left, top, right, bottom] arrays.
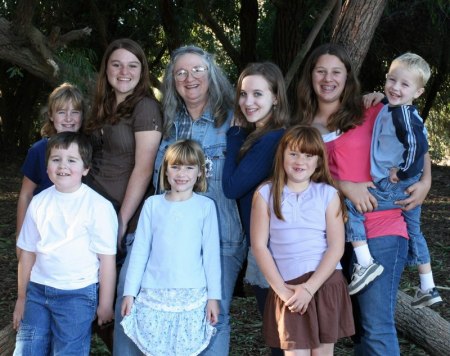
[[153, 109, 245, 252]]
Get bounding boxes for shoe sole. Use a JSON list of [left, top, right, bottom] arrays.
[[348, 265, 384, 295], [411, 295, 443, 309]]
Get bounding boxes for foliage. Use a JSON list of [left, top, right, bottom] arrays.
[[55, 48, 98, 95], [425, 86, 450, 163], [0, 0, 448, 159], [6, 66, 23, 79]]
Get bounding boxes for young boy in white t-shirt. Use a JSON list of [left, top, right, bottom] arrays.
[[13, 132, 117, 355]]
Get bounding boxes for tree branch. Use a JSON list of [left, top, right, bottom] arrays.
[[55, 27, 92, 47], [196, 1, 240, 67], [284, 0, 338, 88]]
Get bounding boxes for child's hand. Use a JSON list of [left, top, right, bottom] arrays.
[[97, 304, 114, 326], [276, 285, 295, 305], [363, 92, 384, 109], [121, 295, 134, 317], [285, 283, 313, 315], [389, 168, 399, 183], [339, 181, 378, 213], [117, 214, 128, 253], [13, 297, 25, 330], [395, 179, 429, 211], [206, 299, 220, 326]]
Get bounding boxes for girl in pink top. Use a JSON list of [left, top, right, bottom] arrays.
[[252, 125, 354, 355], [295, 43, 431, 355]]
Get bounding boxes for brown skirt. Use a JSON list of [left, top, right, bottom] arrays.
[[263, 270, 355, 350]]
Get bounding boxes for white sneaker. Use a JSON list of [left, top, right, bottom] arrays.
[[348, 261, 384, 295]]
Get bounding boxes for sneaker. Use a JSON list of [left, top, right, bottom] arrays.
[[411, 287, 442, 309], [348, 261, 384, 295]]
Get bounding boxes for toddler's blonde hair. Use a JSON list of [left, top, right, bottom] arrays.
[[391, 53, 431, 87]]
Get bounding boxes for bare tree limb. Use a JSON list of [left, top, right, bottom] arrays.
[[284, 0, 338, 88], [331, 0, 342, 30], [196, 0, 240, 67], [56, 27, 92, 47]]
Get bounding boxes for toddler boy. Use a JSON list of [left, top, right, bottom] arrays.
[[346, 53, 441, 309]]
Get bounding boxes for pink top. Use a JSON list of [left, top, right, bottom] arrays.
[[325, 103, 408, 239], [259, 182, 341, 281]]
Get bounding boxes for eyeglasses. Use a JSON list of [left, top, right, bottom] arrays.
[[174, 66, 208, 82]]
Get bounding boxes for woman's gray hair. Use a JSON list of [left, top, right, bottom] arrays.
[[162, 45, 234, 137]]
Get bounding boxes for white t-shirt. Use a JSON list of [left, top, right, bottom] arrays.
[[17, 184, 117, 290]]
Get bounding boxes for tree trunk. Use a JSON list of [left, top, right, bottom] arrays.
[[239, 0, 258, 69], [14, 74, 45, 152], [271, 0, 308, 107], [159, 0, 183, 53], [272, 0, 304, 75], [396, 290, 450, 355], [332, 0, 387, 75]]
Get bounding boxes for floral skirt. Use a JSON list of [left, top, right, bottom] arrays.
[[121, 288, 215, 356]]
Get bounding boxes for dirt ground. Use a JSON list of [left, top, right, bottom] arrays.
[[0, 157, 448, 355]]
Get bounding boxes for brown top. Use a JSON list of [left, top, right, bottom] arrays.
[[86, 97, 162, 232]]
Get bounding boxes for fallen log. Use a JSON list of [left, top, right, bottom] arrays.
[[0, 290, 448, 355], [0, 323, 15, 355], [395, 289, 450, 355]]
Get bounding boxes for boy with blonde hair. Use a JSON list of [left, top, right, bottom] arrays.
[[346, 53, 441, 308]]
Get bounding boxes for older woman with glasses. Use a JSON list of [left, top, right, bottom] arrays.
[[152, 45, 246, 355]]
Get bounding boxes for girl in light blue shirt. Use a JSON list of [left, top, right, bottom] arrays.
[[121, 139, 221, 356]]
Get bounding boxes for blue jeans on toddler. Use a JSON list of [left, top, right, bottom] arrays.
[[345, 174, 430, 265], [14, 281, 97, 356]]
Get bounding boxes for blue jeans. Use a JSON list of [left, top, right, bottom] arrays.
[[352, 235, 408, 356], [113, 233, 142, 356], [200, 242, 246, 356], [345, 175, 429, 265], [14, 282, 97, 356]]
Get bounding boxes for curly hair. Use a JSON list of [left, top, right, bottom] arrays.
[[161, 45, 234, 137], [85, 38, 157, 132], [296, 43, 364, 133]]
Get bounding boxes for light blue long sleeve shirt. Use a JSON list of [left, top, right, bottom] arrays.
[[124, 193, 222, 300]]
